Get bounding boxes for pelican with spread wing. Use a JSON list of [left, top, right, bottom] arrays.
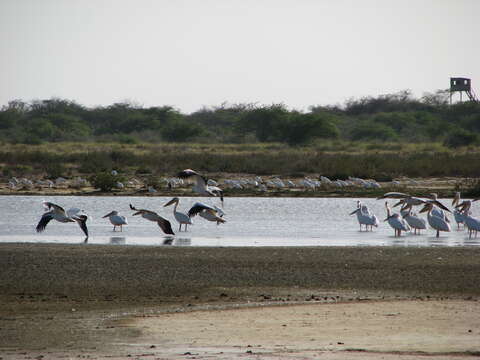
[[188, 202, 226, 225], [36, 201, 89, 240], [129, 204, 175, 235], [178, 169, 224, 205]]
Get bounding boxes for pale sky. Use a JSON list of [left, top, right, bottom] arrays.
[[1, 0, 479, 113]]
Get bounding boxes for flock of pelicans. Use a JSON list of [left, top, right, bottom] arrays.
[[34, 168, 480, 242], [35, 169, 226, 241], [352, 191, 479, 238]]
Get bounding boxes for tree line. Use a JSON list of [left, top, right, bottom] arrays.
[[1, 89, 479, 147]]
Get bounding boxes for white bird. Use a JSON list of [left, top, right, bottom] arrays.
[[401, 204, 426, 235], [350, 201, 378, 231], [164, 197, 193, 232], [178, 169, 224, 205], [463, 212, 480, 239], [378, 192, 426, 207], [384, 201, 410, 237], [453, 209, 467, 230], [454, 200, 480, 238], [102, 210, 128, 232], [419, 203, 451, 238], [188, 202, 226, 225], [452, 192, 467, 229], [36, 202, 89, 241], [129, 204, 175, 235]]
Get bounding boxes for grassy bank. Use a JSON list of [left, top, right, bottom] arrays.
[[2, 142, 480, 181]]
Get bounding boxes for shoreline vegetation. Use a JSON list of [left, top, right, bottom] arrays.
[[2, 142, 480, 198]]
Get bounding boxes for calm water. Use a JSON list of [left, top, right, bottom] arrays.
[[0, 195, 478, 247]]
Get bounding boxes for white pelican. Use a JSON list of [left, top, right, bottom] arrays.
[[384, 202, 410, 237], [419, 203, 451, 238], [452, 192, 467, 229], [102, 210, 128, 232], [188, 202, 226, 225], [129, 204, 175, 235], [164, 197, 193, 232], [454, 200, 480, 238], [378, 192, 426, 207], [425, 193, 451, 213], [349, 201, 378, 231], [453, 209, 467, 230], [452, 192, 461, 207], [36, 202, 89, 240], [400, 204, 426, 235], [178, 169, 224, 205]]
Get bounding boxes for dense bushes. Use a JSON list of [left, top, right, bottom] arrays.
[[1, 92, 479, 147]]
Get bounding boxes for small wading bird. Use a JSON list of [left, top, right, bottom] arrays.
[[349, 201, 378, 231], [129, 204, 175, 235], [178, 169, 224, 205], [384, 201, 410, 237], [102, 210, 128, 232], [36, 202, 89, 241], [419, 203, 451, 238], [164, 197, 193, 232], [188, 202, 226, 225]]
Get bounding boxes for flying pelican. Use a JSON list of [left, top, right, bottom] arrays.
[[164, 197, 193, 232], [36, 202, 89, 241], [400, 204, 426, 235], [102, 210, 128, 232], [425, 193, 451, 213], [419, 203, 451, 238], [349, 201, 378, 231], [188, 202, 226, 225], [384, 201, 410, 237], [129, 204, 175, 235], [177, 169, 224, 205], [378, 192, 426, 207]]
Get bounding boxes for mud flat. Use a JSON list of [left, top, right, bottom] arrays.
[[0, 244, 479, 359]]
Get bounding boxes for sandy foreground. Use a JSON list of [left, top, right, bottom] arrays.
[[0, 244, 479, 359]]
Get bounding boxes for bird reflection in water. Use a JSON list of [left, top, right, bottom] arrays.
[[110, 236, 126, 245], [162, 237, 191, 246]]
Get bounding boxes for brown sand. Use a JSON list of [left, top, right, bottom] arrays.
[[0, 244, 479, 359]]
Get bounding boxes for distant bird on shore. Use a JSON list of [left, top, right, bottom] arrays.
[[102, 210, 128, 232], [164, 197, 193, 232], [384, 201, 410, 237], [36, 202, 89, 241], [188, 202, 226, 225], [129, 204, 174, 235], [177, 169, 224, 205]]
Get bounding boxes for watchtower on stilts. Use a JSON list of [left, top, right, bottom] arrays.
[[449, 77, 478, 104]]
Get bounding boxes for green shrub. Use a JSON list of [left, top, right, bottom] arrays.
[[444, 129, 478, 148], [89, 172, 121, 192], [44, 163, 67, 179]]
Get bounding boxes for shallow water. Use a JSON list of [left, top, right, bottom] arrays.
[[0, 195, 478, 247]]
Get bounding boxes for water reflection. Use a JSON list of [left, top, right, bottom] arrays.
[[110, 236, 126, 245], [175, 238, 192, 246]]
